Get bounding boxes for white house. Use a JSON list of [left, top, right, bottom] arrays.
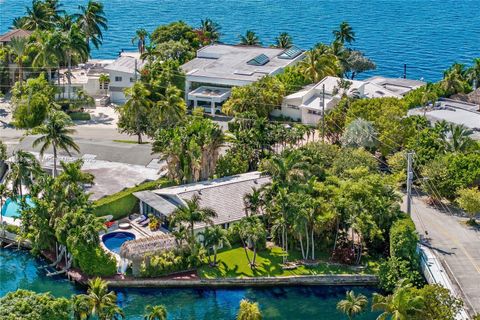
[[276, 76, 402, 125], [133, 171, 271, 234], [104, 52, 145, 104], [181, 44, 305, 114]]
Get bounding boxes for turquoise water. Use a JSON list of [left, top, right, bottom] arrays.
[[1, 196, 34, 218], [1, 0, 480, 81], [0, 249, 380, 319], [102, 231, 136, 254]]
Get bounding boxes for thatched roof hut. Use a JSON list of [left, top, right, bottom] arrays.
[[119, 234, 179, 275], [451, 89, 480, 109]]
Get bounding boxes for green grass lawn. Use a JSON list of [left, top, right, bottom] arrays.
[[198, 246, 378, 279], [113, 139, 149, 145]]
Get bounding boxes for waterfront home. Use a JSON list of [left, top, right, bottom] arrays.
[[181, 44, 305, 114], [408, 98, 480, 140], [56, 59, 114, 106], [275, 76, 401, 125], [133, 171, 271, 233], [365, 76, 426, 96], [104, 52, 146, 104]]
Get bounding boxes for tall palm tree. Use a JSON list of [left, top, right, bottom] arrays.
[[73, 0, 108, 49], [6, 150, 42, 198], [467, 58, 480, 88], [31, 111, 80, 178], [31, 30, 61, 82], [61, 24, 89, 100], [131, 28, 149, 55], [78, 278, 118, 320], [99, 73, 110, 96], [119, 82, 152, 144], [199, 18, 221, 44], [18, 0, 54, 30], [200, 225, 231, 266], [337, 290, 368, 320], [333, 21, 356, 45], [154, 85, 186, 127], [299, 50, 340, 83], [372, 283, 424, 320], [441, 63, 467, 94], [9, 37, 29, 86], [237, 299, 262, 320], [144, 305, 167, 320], [274, 32, 293, 49], [239, 30, 261, 46], [170, 194, 217, 250], [140, 44, 158, 64], [243, 187, 264, 216]]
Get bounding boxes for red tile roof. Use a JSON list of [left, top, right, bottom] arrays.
[[0, 29, 32, 43]]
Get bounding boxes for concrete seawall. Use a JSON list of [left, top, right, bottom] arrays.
[[107, 274, 379, 288]]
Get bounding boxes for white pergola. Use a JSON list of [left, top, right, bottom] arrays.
[[187, 86, 231, 115]]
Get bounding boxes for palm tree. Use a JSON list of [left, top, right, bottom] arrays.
[[441, 63, 467, 94], [274, 32, 293, 49], [243, 187, 264, 216], [61, 24, 89, 100], [337, 290, 368, 320], [299, 50, 340, 83], [102, 305, 125, 320], [237, 299, 262, 320], [442, 123, 475, 153], [79, 278, 118, 320], [72, 294, 92, 320], [18, 0, 54, 30], [200, 18, 221, 44], [239, 30, 261, 46], [333, 22, 356, 45], [154, 85, 187, 127], [31, 111, 80, 178], [372, 283, 424, 320], [6, 150, 42, 198], [119, 82, 152, 144], [9, 37, 29, 86], [170, 194, 217, 250], [73, 0, 108, 49], [99, 73, 110, 96], [140, 44, 158, 64], [144, 305, 167, 320], [200, 225, 231, 266], [31, 30, 61, 82], [467, 58, 480, 88], [132, 28, 149, 55]]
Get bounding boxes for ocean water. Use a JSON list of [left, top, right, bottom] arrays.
[[0, 248, 380, 319], [1, 0, 480, 81]]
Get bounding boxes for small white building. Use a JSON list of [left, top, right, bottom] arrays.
[[133, 171, 271, 233], [181, 44, 305, 114], [276, 76, 402, 125], [56, 59, 114, 106], [104, 52, 145, 104]]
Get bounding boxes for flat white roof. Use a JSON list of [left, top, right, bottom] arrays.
[[365, 76, 426, 96], [104, 52, 145, 74], [181, 44, 305, 83]]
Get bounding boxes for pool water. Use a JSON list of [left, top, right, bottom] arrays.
[[1, 196, 34, 218], [102, 232, 136, 254], [0, 248, 380, 319]]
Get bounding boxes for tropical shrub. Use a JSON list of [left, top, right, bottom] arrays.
[[378, 256, 424, 292], [140, 249, 203, 277], [71, 244, 117, 276], [69, 111, 91, 121], [215, 149, 250, 178], [0, 289, 71, 320], [389, 216, 419, 262]]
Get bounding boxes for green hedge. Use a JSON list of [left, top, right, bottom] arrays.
[[390, 216, 419, 261], [92, 178, 170, 220], [69, 112, 91, 121]]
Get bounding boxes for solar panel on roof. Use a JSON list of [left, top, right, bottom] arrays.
[[247, 54, 270, 66], [278, 46, 302, 59]]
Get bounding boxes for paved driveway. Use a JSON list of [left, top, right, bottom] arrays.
[[404, 194, 480, 316]]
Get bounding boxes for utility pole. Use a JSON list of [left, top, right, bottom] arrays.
[[321, 84, 325, 142], [403, 64, 407, 79], [134, 59, 138, 82], [406, 152, 414, 215]]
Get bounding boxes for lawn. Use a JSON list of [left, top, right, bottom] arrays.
[[113, 139, 149, 145], [198, 246, 378, 279]]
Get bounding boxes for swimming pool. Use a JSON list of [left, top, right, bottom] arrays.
[[102, 232, 136, 254], [1, 196, 34, 218]]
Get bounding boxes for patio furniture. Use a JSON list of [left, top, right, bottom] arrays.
[[118, 222, 131, 229], [139, 218, 150, 227]]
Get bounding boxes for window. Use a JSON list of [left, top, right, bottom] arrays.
[[247, 54, 270, 66], [114, 76, 122, 82], [99, 82, 109, 90], [307, 110, 322, 115], [278, 46, 303, 59], [129, 77, 135, 83], [287, 104, 299, 110]]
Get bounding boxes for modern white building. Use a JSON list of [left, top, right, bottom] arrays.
[[276, 76, 402, 125], [133, 171, 271, 233], [365, 76, 426, 96], [181, 44, 305, 114], [104, 52, 145, 104]]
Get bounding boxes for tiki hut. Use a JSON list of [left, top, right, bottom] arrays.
[[119, 234, 179, 276]]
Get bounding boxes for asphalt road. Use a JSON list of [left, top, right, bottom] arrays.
[[404, 194, 480, 316]]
